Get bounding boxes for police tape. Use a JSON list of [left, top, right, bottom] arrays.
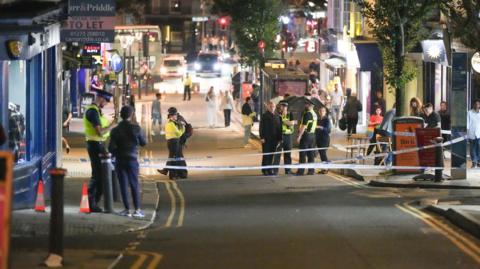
[[61, 141, 389, 163], [331, 135, 467, 164]]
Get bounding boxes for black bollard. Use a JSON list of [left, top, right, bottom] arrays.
[[44, 168, 66, 267], [434, 137, 444, 182], [100, 153, 114, 213]]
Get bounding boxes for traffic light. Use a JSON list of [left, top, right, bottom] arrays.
[[219, 17, 228, 31]]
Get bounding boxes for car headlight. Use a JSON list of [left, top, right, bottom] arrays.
[[214, 63, 221, 70], [160, 67, 167, 74], [194, 63, 201, 70]]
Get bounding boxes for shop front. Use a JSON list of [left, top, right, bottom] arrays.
[[0, 14, 62, 209]]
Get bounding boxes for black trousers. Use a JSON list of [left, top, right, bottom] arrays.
[[261, 140, 278, 175], [273, 134, 292, 173], [166, 139, 180, 179], [346, 117, 358, 135], [224, 109, 231, 127], [297, 133, 315, 175], [183, 86, 191, 100], [316, 137, 330, 162], [87, 141, 107, 209]]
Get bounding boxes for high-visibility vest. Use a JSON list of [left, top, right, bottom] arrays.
[[165, 120, 184, 140], [281, 113, 294, 135], [301, 109, 317, 134], [83, 105, 110, 142]]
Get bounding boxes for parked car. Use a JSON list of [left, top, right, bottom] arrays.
[[160, 56, 186, 79], [194, 52, 222, 77]]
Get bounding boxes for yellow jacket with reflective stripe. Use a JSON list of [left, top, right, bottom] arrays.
[[300, 109, 317, 134], [281, 113, 294, 135], [83, 105, 110, 141], [165, 120, 184, 140]]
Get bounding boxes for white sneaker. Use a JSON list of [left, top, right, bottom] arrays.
[[132, 210, 145, 218], [118, 209, 132, 217], [150, 131, 156, 136]]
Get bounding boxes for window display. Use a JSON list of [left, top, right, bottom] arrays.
[[7, 61, 27, 164]]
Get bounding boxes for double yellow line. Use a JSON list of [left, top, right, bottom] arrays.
[[329, 173, 367, 189], [162, 180, 186, 228], [126, 251, 163, 269], [396, 202, 480, 264]]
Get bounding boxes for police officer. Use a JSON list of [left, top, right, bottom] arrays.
[[83, 89, 115, 212], [158, 107, 185, 180], [273, 101, 296, 175], [109, 106, 147, 218], [296, 97, 317, 176]]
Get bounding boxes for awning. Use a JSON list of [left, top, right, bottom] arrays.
[[354, 42, 383, 71], [324, 57, 346, 69]]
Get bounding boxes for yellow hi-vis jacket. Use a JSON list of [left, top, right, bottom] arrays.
[[83, 104, 110, 142], [300, 109, 317, 134], [165, 119, 184, 140]]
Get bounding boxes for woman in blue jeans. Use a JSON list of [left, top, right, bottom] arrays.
[[315, 106, 331, 174]]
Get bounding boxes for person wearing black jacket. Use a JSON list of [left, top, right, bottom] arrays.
[[259, 101, 282, 176], [109, 106, 147, 218], [316, 106, 331, 174], [343, 88, 362, 136]]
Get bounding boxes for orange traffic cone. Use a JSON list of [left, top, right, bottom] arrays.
[[79, 181, 90, 213], [34, 180, 46, 212]]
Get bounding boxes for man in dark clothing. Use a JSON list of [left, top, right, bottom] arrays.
[[109, 106, 147, 218], [343, 88, 362, 135], [423, 103, 441, 128], [439, 101, 451, 142], [260, 101, 282, 176]]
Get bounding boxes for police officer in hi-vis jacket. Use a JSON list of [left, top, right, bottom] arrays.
[[296, 97, 317, 176], [83, 89, 116, 212], [273, 100, 297, 175]]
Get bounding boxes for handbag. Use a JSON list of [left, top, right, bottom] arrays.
[[339, 117, 347, 131]]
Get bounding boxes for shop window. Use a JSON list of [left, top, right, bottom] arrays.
[[7, 61, 27, 164]]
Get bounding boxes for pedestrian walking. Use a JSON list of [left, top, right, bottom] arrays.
[[109, 106, 147, 218], [315, 106, 331, 174], [151, 93, 162, 136], [260, 101, 282, 176], [423, 103, 441, 128], [62, 105, 72, 154], [409, 97, 424, 117], [241, 97, 256, 146], [83, 89, 115, 212], [222, 90, 234, 127], [183, 73, 193, 101], [467, 100, 480, 168], [158, 107, 185, 179], [343, 88, 362, 136], [330, 83, 343, 128], [296, 98, 318, 176], [205, 87, 218, 128], [273, 101, 296, 175], [439, 101, 451, 143]]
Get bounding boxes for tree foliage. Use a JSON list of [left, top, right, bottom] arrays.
[[442, 0, 480, 51], [212, 0, 284, 66], [355, 0, 437, 115]]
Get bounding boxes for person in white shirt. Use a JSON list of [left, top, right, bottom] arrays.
[[467, 99, 480, 168], [330, 83, 344, 128], [222, 90, 234, 127]]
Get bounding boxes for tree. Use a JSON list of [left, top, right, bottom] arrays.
[[212, 0, 284, 67], [442, 0, 480, 52], [355, 0, 437, 116]]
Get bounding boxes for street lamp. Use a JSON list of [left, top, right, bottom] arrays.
[[118, 32, 135, 105]]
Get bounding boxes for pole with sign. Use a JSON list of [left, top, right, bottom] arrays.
[[0, 152, 13, 269]]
